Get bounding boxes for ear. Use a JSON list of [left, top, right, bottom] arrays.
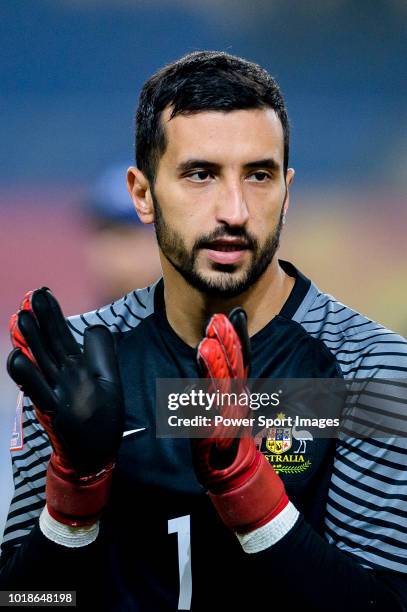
[[127, 166, 155, 225], [282, 167, 295, 218]]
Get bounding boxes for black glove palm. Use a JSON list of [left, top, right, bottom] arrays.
[[7, 288, 124, 476]]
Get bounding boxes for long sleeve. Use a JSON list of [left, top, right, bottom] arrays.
[[0, 397, 107, 609], [243, 512, 407, 611], [0, 520, 106, 606]]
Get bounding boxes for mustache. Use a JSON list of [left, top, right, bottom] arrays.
[[194, 227, 257, 251]]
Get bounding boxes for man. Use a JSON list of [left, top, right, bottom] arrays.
[[1, 51, 407, 611]]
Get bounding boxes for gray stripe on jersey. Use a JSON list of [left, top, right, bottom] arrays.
[[328, 468, 407, 516], [324, 526, 407, 573], [6, 482, 47, 516], [293, 283, 407, 573], [68, 283, 157, 344], [326, 490, 407, 542], [0, 282, 159, 554], [335, 446, 407, 482]]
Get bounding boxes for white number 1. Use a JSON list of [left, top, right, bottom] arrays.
[[168, 515, 192, 610]]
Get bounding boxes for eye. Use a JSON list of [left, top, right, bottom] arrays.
[[247, 171, 271, 182], [186, 170, 213, 182]]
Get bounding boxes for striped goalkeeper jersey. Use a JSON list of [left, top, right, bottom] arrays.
[[1, 260, 406, 611]]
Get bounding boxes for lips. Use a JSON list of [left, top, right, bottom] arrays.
[[200, 239, 250, 265], [205, 239, 249, 251]]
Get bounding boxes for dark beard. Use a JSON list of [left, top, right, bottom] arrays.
[[152, 189, 284, 298]]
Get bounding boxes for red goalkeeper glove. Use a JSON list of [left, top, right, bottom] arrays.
[[7, 288, 124, 527], [193, 308, 293, 540]]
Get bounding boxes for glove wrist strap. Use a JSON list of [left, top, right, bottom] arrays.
[[208, 450, 288, 533], [46, 454, 115, 527]]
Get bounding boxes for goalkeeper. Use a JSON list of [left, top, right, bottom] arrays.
[[1, 51, 407, 610]]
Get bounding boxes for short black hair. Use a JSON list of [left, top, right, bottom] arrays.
[[135, 51, 290, 184]]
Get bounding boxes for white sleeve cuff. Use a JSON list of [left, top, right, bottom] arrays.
[[39, 506, 99, 548], [236, 501, 299, 554]]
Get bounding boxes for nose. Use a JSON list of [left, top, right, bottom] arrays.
[[215, 179, 249, 227]]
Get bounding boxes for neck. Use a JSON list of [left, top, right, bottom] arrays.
[[162, 257, 295, 347]]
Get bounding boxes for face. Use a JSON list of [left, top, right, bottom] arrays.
[[148, 108, 292, 298]]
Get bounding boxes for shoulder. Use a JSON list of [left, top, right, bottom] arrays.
[[66, 281, 160, 345], [294, 286, 407, 378]]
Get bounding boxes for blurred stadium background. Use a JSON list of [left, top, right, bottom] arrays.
[[1, 0, 406, 538]]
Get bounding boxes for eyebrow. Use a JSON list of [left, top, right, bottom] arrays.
[[176, 159, 220, 174], [243, 158, 280, 172], [176, 158, 280, 174]]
